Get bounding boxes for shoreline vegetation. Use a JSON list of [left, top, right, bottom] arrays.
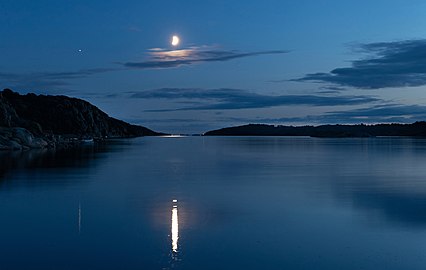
[[0, 89, 162, 150], [204, 123, 426, 137]]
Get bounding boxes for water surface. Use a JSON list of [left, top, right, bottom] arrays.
[[1, 137, 426, 269]]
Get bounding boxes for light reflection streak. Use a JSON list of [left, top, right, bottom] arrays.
[[78, 203, 81, 234], [171, 201, 179, 254]]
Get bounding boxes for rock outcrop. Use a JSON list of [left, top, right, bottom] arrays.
[[0, 89, 160, 150], [0, 127, 48, 150]]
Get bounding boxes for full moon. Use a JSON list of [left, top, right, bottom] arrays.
[[171, 35, 180, 46]]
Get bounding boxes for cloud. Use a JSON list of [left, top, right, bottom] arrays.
[[324, 104, 426, 121], [226, 104, 426, 124], [129, 88, 379, 111], [123, 46, 288, 69], [0, 45, 286, 92], [316, 86, 347, 94], [295, 39, 426, 89], [0, 68, 116, 92]]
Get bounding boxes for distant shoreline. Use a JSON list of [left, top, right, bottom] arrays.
[[203, 122, 426, 138]]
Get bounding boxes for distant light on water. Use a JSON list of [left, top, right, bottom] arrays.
[[172, 201, 179, 253], [161, 135, 186, 138]]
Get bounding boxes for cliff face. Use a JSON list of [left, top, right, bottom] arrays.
[[0, 89, 160, 149]]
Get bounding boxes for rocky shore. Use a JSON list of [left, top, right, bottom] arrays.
[[0, 89, 160, 150]]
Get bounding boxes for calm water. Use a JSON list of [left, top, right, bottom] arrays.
[[1, 137, 426, 269]]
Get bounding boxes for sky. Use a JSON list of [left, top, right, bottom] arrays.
[[2, 0, 426, 134]]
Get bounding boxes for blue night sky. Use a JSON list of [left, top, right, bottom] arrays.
[[2, 0, 426, 133]]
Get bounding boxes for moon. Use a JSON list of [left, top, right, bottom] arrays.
[[171, 35, 180, 46]]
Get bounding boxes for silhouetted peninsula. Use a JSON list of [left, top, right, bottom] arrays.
[[0, 89, 160, 150], [204, 123, 426, 137]]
